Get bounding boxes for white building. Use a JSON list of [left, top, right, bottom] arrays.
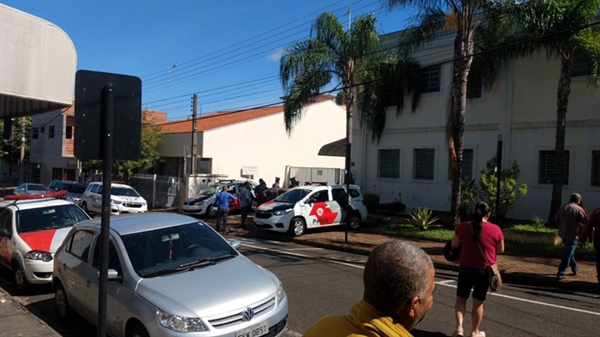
[[156, 95, 346, 187], [353, 31, 600, 221]]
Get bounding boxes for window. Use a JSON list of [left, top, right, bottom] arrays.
[[331, 188, 348, 207], [67, 230, 95, 261], [378, 149, 400, 178], [467, 58, 483, 99], [93, 240, 122, 275], [592, 150, 600, 186], [48, 125, 55, 139], [380, 64, 403, 107], [41, 126, 45, 133], [462, 149, 474, 179], [421, 65, 441, 93], [538, 150, 570, 184], [413, 149, 435, 180], [32, 127, 39, 139], [198, 158, 212, 174], [66, 126, 73, 139]]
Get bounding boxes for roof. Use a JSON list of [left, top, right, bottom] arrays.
[[318, 138, 346, 157], [0, 197, 72, 210], [157, 94, 336, 134], [0, 4, 77, 119]]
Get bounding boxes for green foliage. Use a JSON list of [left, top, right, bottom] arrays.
[[531, 216, 547, 228], [461, 156, 528, 224], [81, 111, 163, 177], [378, 201, 406, 214], [0, 117, 31, 159], [362, 192, 380, 213], [510, 224, 556, 234], [407, 207, 439, 230]]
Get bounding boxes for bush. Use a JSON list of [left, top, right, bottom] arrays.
[[407, 207, 439, 230], [378, 201, 406, 214], [363, 193, 380, 213]]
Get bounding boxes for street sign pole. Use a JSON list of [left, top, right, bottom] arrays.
[[98, 84, 114, 337]]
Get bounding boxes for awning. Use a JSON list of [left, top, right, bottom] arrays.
[[318, 138, 346, 157], [0, 4, 77, 119]]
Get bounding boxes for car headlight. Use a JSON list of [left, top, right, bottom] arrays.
[[157, 310, 208, 332], [272, 209, 292, 216], [193, 200, 205, 206], [276, 282, 285, 304], [25, 251, 52, 262], [111, 199, 122, 205]]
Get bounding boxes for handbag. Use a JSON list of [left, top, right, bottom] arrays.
[[443, 240, 461, 262], [476, 242, 502, 292]]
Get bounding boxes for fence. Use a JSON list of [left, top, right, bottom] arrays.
[[129, 174, 180, 209]]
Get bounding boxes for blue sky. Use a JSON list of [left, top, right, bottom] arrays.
[[4, 0, 416, 120]]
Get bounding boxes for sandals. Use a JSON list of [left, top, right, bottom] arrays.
[[452, 329, 464, 337], [469, 331, 486, 337]]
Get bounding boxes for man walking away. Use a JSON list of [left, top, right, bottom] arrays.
[[239, 181, 252, 229], [254, 179, 268, 206], [555, 193, 588, 279], [580, 205, 600, 292], [214, 186, 236, 235]]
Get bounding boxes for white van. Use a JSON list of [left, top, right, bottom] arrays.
[[253, 184, 368, 236]]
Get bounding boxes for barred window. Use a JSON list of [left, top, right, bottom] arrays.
[[421, 66, 441, 93], [378, 149, 400, 178], [538, 150, 569, 184], [413, 149, 435, 180], [32, 127, 39, 139]]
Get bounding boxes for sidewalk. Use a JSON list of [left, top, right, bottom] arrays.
[[0, 287, 60, 337]]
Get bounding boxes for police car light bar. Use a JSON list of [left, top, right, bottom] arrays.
[[4, 190, 69, 200]]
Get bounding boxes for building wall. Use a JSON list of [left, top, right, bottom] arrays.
[[354, 50, 600, 221]]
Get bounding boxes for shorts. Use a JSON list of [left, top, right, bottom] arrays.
[[240, 205, 251, 218], [456, 265, 489, 301]]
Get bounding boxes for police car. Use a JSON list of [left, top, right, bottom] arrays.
[[253, 184, 368, 236], [0, 191, 91, 292]]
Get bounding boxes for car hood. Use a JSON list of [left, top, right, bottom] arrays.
[[112, 195, 145, 203], [185, 195, 213, 203], [257, 201, 293, 211], [136, 255, 279, 318], [19, 227, 73, 253]]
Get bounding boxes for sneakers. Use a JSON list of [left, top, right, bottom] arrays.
[[451, 328, 464, 337], [469, 331, 485, 337]]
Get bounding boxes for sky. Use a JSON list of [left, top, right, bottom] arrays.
[[3, 0, 417, 121]]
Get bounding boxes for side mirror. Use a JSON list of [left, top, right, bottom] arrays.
[[230, 239, 242, 250], [97, 269, 123, 281]]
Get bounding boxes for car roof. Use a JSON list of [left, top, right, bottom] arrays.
[[294, 184, 361, 191], [74, 212, 202, 236], [0, 198, 74, 210], [88, 182, 133, 188]]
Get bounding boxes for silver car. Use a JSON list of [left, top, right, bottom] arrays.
[[52, 213, 288, 337]]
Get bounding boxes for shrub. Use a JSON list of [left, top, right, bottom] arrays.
[[363, 193, 380, 213], [378, 201, 406, 214], [407, 207, 439, 230]]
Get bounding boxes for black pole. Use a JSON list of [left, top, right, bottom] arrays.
[[495, 134, 503, 225], [98, 84, 114, 337]]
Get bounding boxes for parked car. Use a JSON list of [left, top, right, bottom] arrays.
[[183, 180, 257, 217], [47, 180, 86, 205], [253, 184, 368, 236], [0, 191, 91, 292], [80, 182, 147, 215], [14, 183, 48, 195], [53, 213, 288, 337]]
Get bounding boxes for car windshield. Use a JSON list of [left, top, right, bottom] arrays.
[[201, 184, 222, 195], [110, 187, 140, 197], [121, 221, 238, 278], [64, 183, 85, 194], [273, 188, 311, 203], [16, 204, 90, 233], [27, 184, 46, 191]]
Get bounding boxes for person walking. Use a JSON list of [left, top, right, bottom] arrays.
[[579, 205, 600, 290], [239, 181, 253, 229], [214, 185, 236, 234], [303, 240, 436, 337], [449, 201, 504, 337], [555, 193, 588, 279]]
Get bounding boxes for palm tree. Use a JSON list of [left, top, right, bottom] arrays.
[[507, 0, 599, 224], [280, 12, 382, 185], [383, 0, 510, 226]]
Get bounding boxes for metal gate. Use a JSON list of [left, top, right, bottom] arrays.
[[129, 174, 180, 209], [285, 166, 343, 187]]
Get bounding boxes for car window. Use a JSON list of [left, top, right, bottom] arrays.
[[201, 184, 220, 195], [121, 221, 238, 277], [274, 188, 310, 203], [111, 187, 140, 197], [331, 188, 347, 206], [48, 181, 58, 190], [92, 240, 122, 275], [349, 189, 361, 198], [16, 204, 90, 233], [310, 190, 330, 203], [28, 184, 46, 191], [67, 230, 95, 262], [64, 183, 85, 193], [90, 184, 99, 194]]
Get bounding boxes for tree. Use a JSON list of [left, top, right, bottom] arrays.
[[280, 12, 382, 184], [81, 110, 163, 178], [507, 0, 600, 224], [0, 117, 31, 183], [383, 0, 511, 226]]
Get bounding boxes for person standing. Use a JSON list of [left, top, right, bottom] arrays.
[[239, 181, 253, 229], [555, 193, 588, 279], [450, 201, 504, 337], [214, 185, 236, 234], [579, 205, 600, 288], [303, 240, 436, 337], [254, 179, 269, 206]]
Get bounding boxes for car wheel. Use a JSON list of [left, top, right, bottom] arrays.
[[251, 200, 258, 211], [348, 212, 361, 230], [54, 281, 74, 321], [13, 261, 29, 293], [82, 201, 89, 214], [288, 217, 306, 237], [127, 322, 149, 337], [207, 205, 218, 218]]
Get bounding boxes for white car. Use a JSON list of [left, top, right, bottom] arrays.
[[80, 182, 147, 215], [253, 184, 368, 236], [0, 192, 91, 292], [183, 181, 257, 217], [53, 213, 288, 337]]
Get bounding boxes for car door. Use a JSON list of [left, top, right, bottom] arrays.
[[304, 188, 342, 228], [90, 185, 102, 212], [0, 209, 13, 268], [331, 188, 349, 223]]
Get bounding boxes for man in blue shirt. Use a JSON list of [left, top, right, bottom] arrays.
[[214, 185, 236, 234]]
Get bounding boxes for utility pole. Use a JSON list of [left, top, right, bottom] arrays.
[[19, 117, 25, 182], [191, 94, 198, 174]]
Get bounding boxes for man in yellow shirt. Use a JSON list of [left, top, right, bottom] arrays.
[[303, 240, 436, 337]]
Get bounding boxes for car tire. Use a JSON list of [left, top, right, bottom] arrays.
[[127, 322, 149, 337], [288, 217, 306, 237], [12, 261, 29, 293], [348, 212, 361, 230], [208, 205, 218, 218], [251, 200, 258, 212], [54, 281, 74, 322]]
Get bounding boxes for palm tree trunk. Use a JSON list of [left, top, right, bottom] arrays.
[[548, 56, 572, 225], [345, 86, 356, 184]]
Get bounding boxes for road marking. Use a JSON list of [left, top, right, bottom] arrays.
[[242, 241, 600, 317], [280, 247, 324, 251]]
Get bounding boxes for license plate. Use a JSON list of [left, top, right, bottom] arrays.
[[235, 321, 269, 337]]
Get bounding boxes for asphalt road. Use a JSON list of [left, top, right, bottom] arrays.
[[1, 235, 599, 337]]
